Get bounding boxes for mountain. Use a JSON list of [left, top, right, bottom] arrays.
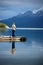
[[0, 10, 43, 28], [23, 10, 33, 16]]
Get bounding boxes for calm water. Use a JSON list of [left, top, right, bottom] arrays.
[[0, 30, 43, 65]]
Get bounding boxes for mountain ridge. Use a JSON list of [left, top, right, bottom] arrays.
[[0, 10, 43, 28]]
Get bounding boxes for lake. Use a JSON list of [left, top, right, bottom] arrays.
[[0, 29, 43, 65]]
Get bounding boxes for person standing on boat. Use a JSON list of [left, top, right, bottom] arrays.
[[12, 23, 16, 54]]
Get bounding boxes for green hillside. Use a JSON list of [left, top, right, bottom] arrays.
[[0, 23, 9, 28]]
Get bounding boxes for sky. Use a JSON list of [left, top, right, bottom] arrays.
[[0, 0, 43, 20]]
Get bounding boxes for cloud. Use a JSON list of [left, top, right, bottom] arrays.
[[0, 0, 43, 8], [0, 0, 43, 19], [0, 0, 43, 12], [0, 10, 18, 20]]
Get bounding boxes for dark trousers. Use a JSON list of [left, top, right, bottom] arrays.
[[12, 30, 15, 49]]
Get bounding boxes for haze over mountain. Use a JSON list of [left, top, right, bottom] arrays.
[[0, 9, 43, 28]]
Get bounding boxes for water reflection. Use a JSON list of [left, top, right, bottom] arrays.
[[0, 30, 43, 65]]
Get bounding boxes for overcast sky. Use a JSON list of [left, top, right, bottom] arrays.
[[0, 0, 43, 20]]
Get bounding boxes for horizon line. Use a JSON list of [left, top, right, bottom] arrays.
[[8, 28, 43, 30]]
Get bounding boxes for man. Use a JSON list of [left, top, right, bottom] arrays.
[[12, 23, 16, 54]]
